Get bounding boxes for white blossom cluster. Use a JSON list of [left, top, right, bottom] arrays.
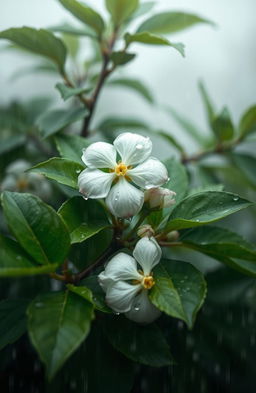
[[78, 133, 176, 324]]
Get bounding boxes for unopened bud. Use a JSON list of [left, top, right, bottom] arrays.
[[137, 224, 155, 238], [166, 230, 179, 242], [144, 187, 176, 209]]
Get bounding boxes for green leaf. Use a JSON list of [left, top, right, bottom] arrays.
[[212, 107, 234, 141], [239, 105, 256, 138], [108, 77, 154, 103], [1, 192, 70, 265], [27, 290, 94, 379], [164, 158, 188, 203], [198, 80, 216, 125], [150, 259, 206, 328], [110, 51, 136, 66], [81, 276, 112, 313], [36, 107, 88, 139], [29, 157, 84, 189], [231, 153, 256, 187], [188, 184, 224, 196], [55, 134, 89, 163], [49, 22, 97, 39], [125, 32, 185, 57], [55, 82, 91, 101], [137, 11, 214, 35], [0, 299, 29, 350], [59, 0, 105, 36], [58, 196, 109, 244], [105, 0, 139, 25], [165, 191, 253, 232], [157, 130, 185, 154], [0, 27, 66, 73], [180, 226, 256, 277], [67, 284, 93, 303], [0, 235, 58, 277], [0, 134, 26, 155], [131, 2, 156, 19], [166, 106, 208, 146], [104, 316, 172, 366]]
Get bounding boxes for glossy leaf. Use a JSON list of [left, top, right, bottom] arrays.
[[165, 191, 252, 232], [125, 32, 185, 57], [180, 226, 256, 277], [29, 158, 84, 189], [59, 0, 105, 36], [106, 0, 139, 25], [28, 290, 94, 379], [110, 51, 136, 66], [58, 196, 109, 244], [239, 105, 256, 138], [0, 299, 29, 350], [137, 11, 214, 35], [0, 235, 58, 277], [55, 83, 91, 101], [104, 316, 172, 366], [36, 107, 88, 139], [108, 77, 154, 103], [212, 107, 234, 141], [55, 134, 90, 163], [0, 27, 66, 73], [1, 192, 70, 265], [150, 259, 206, 328]]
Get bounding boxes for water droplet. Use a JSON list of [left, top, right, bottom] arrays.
[[167, 177, 170, 182], [115, 312, 120, 316], [233, 196, 239, 201], [136, 143, 143, 150], [83, 196, 88, 201], [114, 192, 120, 201], [134, 305, 140, 311], [195, 219, 200, 222], [76, 169, 81, 174]]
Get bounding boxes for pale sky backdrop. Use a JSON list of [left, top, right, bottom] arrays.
[[1, 0, 256, 155]]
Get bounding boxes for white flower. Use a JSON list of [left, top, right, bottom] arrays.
[[144, 187, 176, 209], [78, 133, 168, 218], [98, 237, 162, 324]]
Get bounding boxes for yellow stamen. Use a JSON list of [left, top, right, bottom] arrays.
[[142, 275, 155, 289], [115, 162, 128, 177]]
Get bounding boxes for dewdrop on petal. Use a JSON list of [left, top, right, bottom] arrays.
[[144, 187, 176, 209]]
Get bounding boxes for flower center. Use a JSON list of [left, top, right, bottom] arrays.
[[115, 162, 128, 176], [142, 275, 155, 289]]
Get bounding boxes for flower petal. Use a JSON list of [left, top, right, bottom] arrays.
[[133, 237, 162, 275], [128, 158, 168, 189], [103, 252, 142, 282], [106, 178, 144, 218], [82, 142, 117, 169], [78, 168, 115, 199], [106, 281, 141, 313], [125, 290, 161, 324], [113, 133, 152, 166]]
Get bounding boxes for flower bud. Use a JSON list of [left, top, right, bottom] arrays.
[[137, 224, 155, 238], [166, 230, 179, 242], [144, 187, 176, 209]]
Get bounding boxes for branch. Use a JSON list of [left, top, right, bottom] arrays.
[[81, 29, 119, 137]]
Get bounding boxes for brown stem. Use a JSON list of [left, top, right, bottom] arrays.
[[73, 241, 120, 283], [81, 29, 119, 137]]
